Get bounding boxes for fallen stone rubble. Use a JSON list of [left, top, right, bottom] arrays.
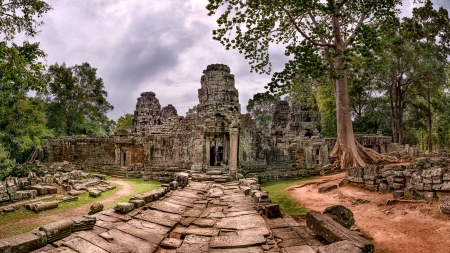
[[0, 176, 330, 253], [0, 215, 95, 253], [0, 170, 114, 212]]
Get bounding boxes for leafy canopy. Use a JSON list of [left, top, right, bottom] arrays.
[[207, 0, 401, 91], [0, 0, 52, 41], [39, 62, 114, 136]]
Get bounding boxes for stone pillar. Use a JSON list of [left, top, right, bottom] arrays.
[[229, 128, 239, 174], [205, 137, 211, 166], [191, 128, 205, 172]]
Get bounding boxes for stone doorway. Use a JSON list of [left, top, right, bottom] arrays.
[[206, 133, 229, 167]]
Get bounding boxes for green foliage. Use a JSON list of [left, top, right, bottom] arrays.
[[0, 41, 51, 163], [246, 92, 278, 133], [261, 178, 314, 216], [39, 62, 114, 136], [0, 0, 52, 41], [116, 113, 134, 130], [0, 144, 14, 180]]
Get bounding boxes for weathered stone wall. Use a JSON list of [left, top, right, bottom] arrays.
[[42, 63, 395, 184], [346, 157, 450, 199]]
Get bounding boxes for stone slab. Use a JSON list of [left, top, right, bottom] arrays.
[[182, 208, 203, 217], [281, 245, 316, 253], [160, 238, 183, 249], [77, 231, 129, 253], [278, 238, 307, 248], [317, 240, 364, 253], [115, 223, 166, 244], [193, 218, 216, 227], [264, 217, 289, 229], [135, 209, 180, 228], [306, 211, 373, 253], [224, 210, 258, 217], [172, 191, 203, 199], [106, 229, 159, 253], [126, 219, 170, 235], [148, 201, 186, 214], [182, 227, 220, 237], [2, 230, 47, 253], [63, 237, 108, 253], [235, 227, 270, 237], [215, 215, 266, 230], [177, 235, 210, 253], [209, 235, 266, 248], [210, 247, 263, 253]]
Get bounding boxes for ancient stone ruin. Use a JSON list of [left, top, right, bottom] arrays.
[[42, 64, 345, 183]]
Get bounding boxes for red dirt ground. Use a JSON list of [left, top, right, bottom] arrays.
[[289, 172, 450, 253]]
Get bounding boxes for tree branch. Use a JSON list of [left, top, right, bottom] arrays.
[[269, 0, 335, 48], [344, 8, 371, 47]]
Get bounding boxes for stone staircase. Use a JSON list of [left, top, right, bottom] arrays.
[[191, 166, 232, 182], [112, 167, 128, 178]]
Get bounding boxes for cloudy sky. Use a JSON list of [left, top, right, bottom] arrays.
[[23, 0, 450, 121]]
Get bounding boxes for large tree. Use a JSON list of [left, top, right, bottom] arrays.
[[247, 92, 278, 133], [0, 41, 50, 163], [0, 0, 52, 41], [207, 0, 400, 168], [39, 62, 114, 136]]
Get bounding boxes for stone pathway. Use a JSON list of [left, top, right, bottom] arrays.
[[32, 181, 321, 253]]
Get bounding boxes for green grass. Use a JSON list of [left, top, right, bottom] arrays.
[[103, 178, 160, 209], [261, 177, 314, 216], [0, 177, 161, 238]]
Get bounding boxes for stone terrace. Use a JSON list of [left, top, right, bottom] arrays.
[[31, 181, 320, 253]]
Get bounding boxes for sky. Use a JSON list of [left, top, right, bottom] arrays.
[[22, 0, 450, 121]]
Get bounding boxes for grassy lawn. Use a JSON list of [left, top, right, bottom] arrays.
[[0, 177, 160, 239], [261, 177, 314, 216], [103, 178, 160, 209]]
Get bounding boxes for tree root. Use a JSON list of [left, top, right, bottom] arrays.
[[329, 139, 398, 169]]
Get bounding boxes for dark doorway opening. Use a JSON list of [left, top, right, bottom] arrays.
[[210, 146, 215, 166]]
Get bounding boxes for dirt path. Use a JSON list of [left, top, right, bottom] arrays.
[[289, 173, 450, 253], [0, 178, 134, 238]]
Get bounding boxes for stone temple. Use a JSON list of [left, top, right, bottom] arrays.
[[42, 64, 388, 182]]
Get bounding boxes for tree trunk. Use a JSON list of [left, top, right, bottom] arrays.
[[428, 81, 432, 152], [330, 75, 366, 168]]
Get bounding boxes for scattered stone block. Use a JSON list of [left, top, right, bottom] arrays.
[[176, 172, 189, 188], [39, 219, 73, 243], [440, 198, 450, 214], [89, 189, 102, 198], [3, 207, 15, 213], [88, 203, 103, 215], [60, 196, 78, 202], [129, 199, 145, 208], [0, 230, 47, 253], [70, 215, 96, 231], [170, 180, 178, 190], [306, 211, 373, 253], [424, 191, 435, 200], [43, 186, 58, 194], [114, 202, 135, 214], [30, 185, 46, 196], [68, 190, 85, 196], [31, 201, 59, 213], [319, 184, 338, 193], [317, 240, 364, 253], [323, 205, 355, 228], [264, 203, 281, 218]]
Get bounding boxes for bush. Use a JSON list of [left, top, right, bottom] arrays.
[[0, 145, 15, 180]]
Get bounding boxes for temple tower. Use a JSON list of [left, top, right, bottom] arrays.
[[197, 64, 241, 173], [132, 92, 162, 133]]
